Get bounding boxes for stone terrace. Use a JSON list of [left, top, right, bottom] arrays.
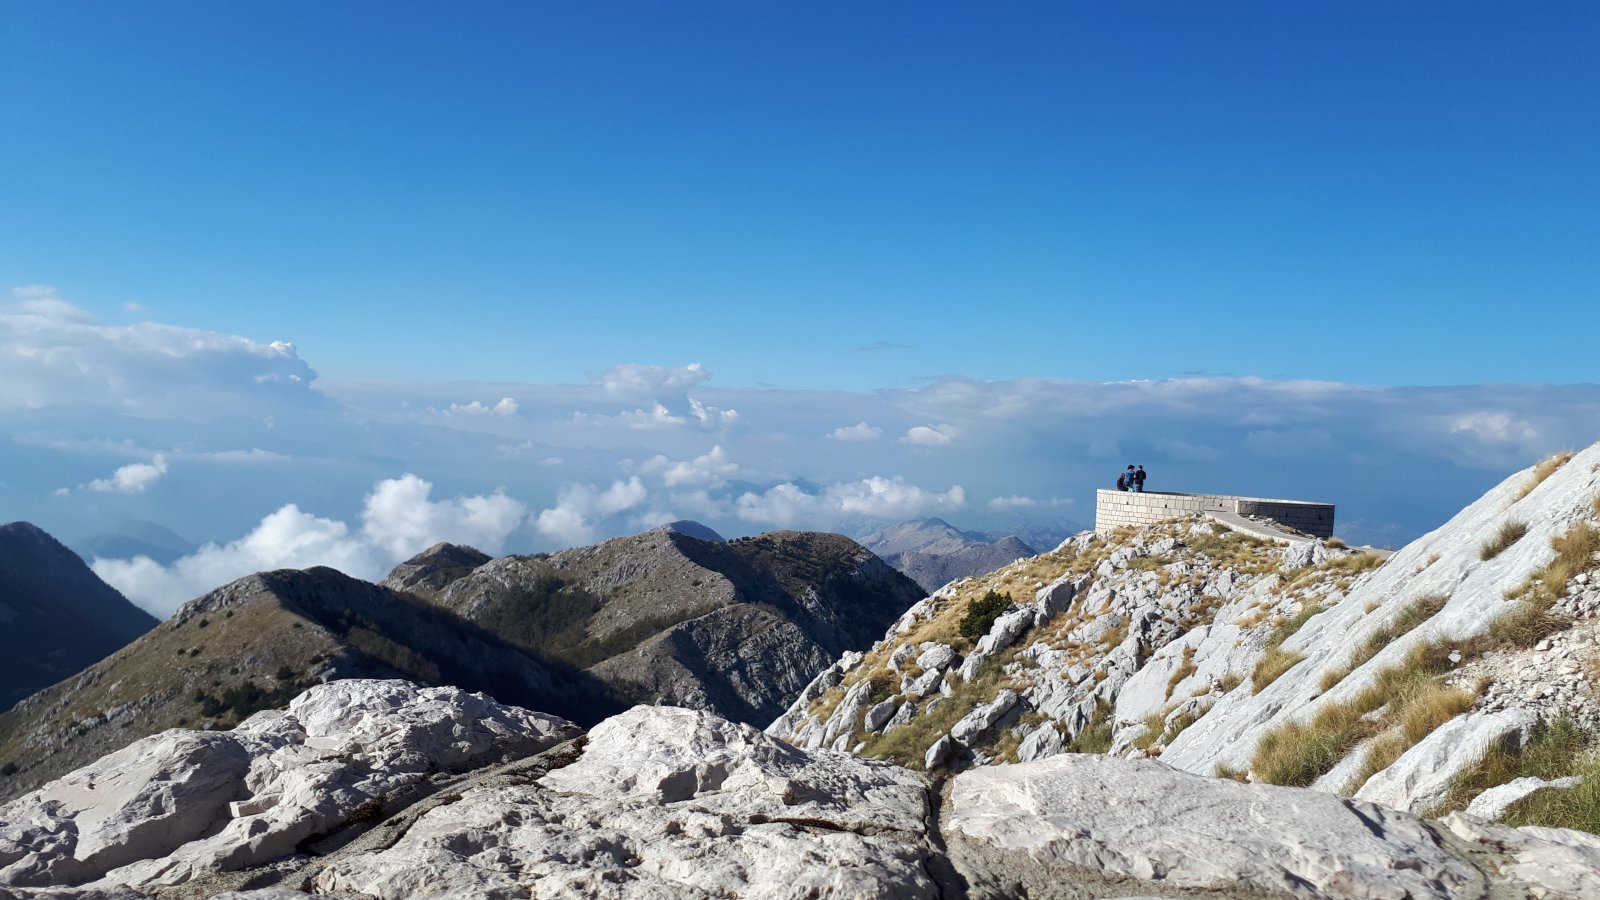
[[1095, 489, 1335, 539]]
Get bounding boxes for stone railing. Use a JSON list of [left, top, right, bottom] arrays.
[[1094, 489, 1335, 539]]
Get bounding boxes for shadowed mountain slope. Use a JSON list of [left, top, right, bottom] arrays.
[[0, 564, 617, 801], [0, 522, 158, 709], [418, 529, 925, 725]]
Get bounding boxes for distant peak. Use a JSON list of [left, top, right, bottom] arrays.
[[652, 520, 725, 543]]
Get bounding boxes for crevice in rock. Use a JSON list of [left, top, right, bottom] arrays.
[[919, 775, 968, 900]]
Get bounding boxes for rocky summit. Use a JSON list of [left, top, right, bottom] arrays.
[[411, 528, 924, 726], [2, 677, 1598, 899], [0, 527, 918, 804], [0, 522, 158, 708], [774, 443, 1600, 838], [0, 566, 615, 803]]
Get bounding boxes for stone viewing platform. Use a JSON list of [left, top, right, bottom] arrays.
[[1095, 489, 1335, 540]]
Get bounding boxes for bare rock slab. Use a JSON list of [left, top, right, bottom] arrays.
[[946, 754, 1478, 900], [0, 680, 576, 891], [315, 705, 939, 899]]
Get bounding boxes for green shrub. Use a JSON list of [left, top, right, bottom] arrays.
[[959, 590, 1013, 640]]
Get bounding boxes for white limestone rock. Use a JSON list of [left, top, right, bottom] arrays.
[[1014, 723, 1063, 763], [0, 680, 576, 891], [1353, 708, 1537, 813], [947, 754, 1476, 899], [317, 706, 937, 899], [1164, 443, 1600, 778], [1442, 813, 1600, 899], [863, 698, 898, 733], [1465, 775, 1585, 821], [949, 690, 1019, 746]]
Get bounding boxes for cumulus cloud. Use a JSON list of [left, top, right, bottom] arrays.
[[735, 476, 965, 526], [533, 477, 649, 546], [203, 448, 290, 463], [444, 397, 519, 417], [0, 286, 318, 414], [639, 445, 739, 488], [988, 495, 1038, 509], [87, 454, 168, 494], [901, 424, 955, 447], [90, 474, 528, 616], [592, 362, 709, 399], [826, 421, 883, 442]]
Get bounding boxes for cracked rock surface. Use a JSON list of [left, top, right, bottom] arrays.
[[7, 679, 1600, 900]]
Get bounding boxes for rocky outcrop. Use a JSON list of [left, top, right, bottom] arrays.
[[426, 528, 925, 726], [0, 522, 157, 708], [0, 680, 576, 890], [2, 526, 919, 802], [0, 567, 614, 802], [946, 754, 1477, 899], [859, 518, 1036, 594], [773, 443, 1600, 831], [377, 541, 491, 602], [4, 680, 1597, 899]]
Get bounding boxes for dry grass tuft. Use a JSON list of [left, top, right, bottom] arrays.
[[1252, 641, 1475, 787], [1480, 520, 1529, 561], [1165, 645, 1197, 699], [1513, 451, 1575, 502], [1344, 593, 1450, 675], [1068, 700, 1115, 753], [1249, 603, 1325, 694], [1251, 647, 1306, 695]]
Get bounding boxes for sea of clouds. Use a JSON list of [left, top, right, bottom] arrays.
[[6, 286, 1598, 617]]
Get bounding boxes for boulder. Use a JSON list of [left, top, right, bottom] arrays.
[[950, 690, 1020, 746], [0, 680, 576, 890], [1442, 812, 1600, 899], [1465, 775, 1585, 821], [946, 754, 1476, 899], [317, 706, 937, 899], [1353, 709, 1537, 813]]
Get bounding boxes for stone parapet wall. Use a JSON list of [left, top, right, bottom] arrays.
[[1095, 490, 1335, 539]]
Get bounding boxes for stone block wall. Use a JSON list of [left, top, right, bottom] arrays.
[[1095, 490, 1335, 539]]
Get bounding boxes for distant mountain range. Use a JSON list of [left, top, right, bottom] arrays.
[[0, 521, 921, 800], [859, 517, 1058, 594], [0, 522, 158, 708], [70, 519, 197, 567]]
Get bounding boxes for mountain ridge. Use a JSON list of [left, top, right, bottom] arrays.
[[0, 521, 158, 708]]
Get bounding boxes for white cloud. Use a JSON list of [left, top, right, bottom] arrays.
[[901, 424, 955, 447], [444, 397, 519, 417], [533, 477, 649, 546], [690, 398, 738, 428], [123, 300, 145, 313], [988, 495, 1038, 509], [1, 286, 318, 414], [639, 445, 738, 488], [1448, 411, 1539, 444], [90, 474, 529, 616], [203, 448, 290, 463], [735, 476, 965, 526], [827, 421, 882, 442], [592, 362, 709, 398], [87, 454, 168, 494]]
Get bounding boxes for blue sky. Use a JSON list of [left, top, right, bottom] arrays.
[[3, 4, 1599, 615]]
